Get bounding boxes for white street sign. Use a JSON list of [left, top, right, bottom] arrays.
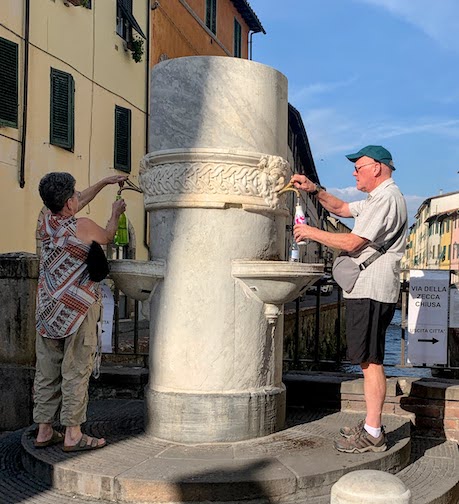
[[407, 269, 449, 366]]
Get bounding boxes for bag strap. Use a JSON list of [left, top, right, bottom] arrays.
[[359, 220, 407, 271]]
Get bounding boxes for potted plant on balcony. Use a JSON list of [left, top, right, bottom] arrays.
[[129, 37, 144, 63]]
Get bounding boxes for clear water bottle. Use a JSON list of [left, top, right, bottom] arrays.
[[289, 240, 300, 262]]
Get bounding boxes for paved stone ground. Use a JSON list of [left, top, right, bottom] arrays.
[[0, 400, 458, 503]]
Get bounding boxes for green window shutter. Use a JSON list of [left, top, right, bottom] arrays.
[[114, 105, 131, 173], [206, 0, 217, 34], [50, 68, 74, 150], [0, 37, 19, 128], [233, 18, 242, 57]]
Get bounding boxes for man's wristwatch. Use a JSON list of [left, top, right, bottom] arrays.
[[310, 183, 326, 195]]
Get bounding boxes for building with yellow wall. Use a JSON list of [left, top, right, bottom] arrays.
[[0, 0, 149, 258], [402, 191, 459, 271]]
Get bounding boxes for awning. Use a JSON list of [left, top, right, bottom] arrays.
[[119, 1, 146, 39], [425, 208, 459, 223]]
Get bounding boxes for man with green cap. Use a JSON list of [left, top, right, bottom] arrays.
[[292, 145, 407, 454]]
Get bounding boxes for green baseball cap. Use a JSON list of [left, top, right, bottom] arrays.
[[345, 145, 395, 170]]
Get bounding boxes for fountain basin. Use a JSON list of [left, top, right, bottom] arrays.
[[108, 259, 166, 302], [232, 260, 324, 305]]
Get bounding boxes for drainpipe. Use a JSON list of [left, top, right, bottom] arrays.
[[248, 30, 253, 60], [145, 0, 151, 156], [143, 0, 151, 251], [19, 0, 31, 188]]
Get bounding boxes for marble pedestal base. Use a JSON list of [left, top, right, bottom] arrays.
[[145, 385, 286, 443]]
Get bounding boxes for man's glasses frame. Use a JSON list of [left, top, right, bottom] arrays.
[[354, 161, 380, 173]]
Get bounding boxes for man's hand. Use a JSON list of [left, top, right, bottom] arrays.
[[294, 223, 313, 243], [291, 174, 316, 193]]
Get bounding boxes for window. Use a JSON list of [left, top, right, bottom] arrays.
[[116, 0, 133, 42], [206, 0, 217, 35], [233, 18, 242, 57], [114, 105, 131, 173], [0, 37, 18, 128], [50, 68, 74, 150], [116, 0, 145, 43]]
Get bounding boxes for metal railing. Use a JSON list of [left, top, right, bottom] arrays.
[[283, 279, 346, 371]]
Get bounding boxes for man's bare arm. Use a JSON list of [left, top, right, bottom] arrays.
[[294, 224, 368, 253]]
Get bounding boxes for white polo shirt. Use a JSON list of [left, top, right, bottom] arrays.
[[344, 178, 407, 303]]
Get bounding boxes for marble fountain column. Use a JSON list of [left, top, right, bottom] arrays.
[[139, 56, 322, 443]]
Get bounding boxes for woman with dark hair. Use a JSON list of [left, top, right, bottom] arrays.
[[33, 172, 127, 452]]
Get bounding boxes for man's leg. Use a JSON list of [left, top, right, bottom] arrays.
[[335, 360, 388, 453], [335, 299, 391, 452], [362, 362, 386, 429]]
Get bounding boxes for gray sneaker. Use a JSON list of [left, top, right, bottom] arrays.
[[334, 428, 387, 453], [340, 420, 386, 439], [339, 419, 365, 438]]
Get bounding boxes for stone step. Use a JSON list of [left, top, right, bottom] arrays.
[[0, 431, 114, 504], [20, 399, 413, 503], [1, 399, 457, 503]]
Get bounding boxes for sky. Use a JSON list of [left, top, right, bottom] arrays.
[[248, 0, 459, 225]]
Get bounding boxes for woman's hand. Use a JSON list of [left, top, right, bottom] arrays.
[[102, 175, 129, 187], [112, 198, 126, 218]]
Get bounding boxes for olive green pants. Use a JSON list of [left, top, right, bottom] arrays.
[[33, 302, 101, 427]]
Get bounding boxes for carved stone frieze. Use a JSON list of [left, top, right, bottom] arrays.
[[139, 149, 290, 213]]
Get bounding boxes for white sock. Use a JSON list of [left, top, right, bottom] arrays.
[[364, 423, 381, 438]]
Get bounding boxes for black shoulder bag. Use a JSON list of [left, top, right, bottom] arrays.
[[332, 221, 407, 293], [86, 241, 110, 282]]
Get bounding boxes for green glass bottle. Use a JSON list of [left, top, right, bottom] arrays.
[[114, 195, 129, 247]]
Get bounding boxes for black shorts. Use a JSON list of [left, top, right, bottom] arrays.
[[345, 298, 396, 365]]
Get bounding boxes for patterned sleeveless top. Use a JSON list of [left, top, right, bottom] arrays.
[[36, 213, 100, 339]]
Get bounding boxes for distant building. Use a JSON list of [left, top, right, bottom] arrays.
[[0, 0, 149, 257], [402, 191, 459, 272], [150, 0, 265, 64]]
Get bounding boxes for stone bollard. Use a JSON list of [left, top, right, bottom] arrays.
[[331, 470, 411, 503]]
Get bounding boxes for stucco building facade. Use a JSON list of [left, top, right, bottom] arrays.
[[402, 191, 459, 272], [0, 0, 149, 257]]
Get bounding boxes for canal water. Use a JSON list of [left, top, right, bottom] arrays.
[[341, 309, 432, 378]]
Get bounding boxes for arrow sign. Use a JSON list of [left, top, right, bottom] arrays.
[[418, 338, 439, 344]]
